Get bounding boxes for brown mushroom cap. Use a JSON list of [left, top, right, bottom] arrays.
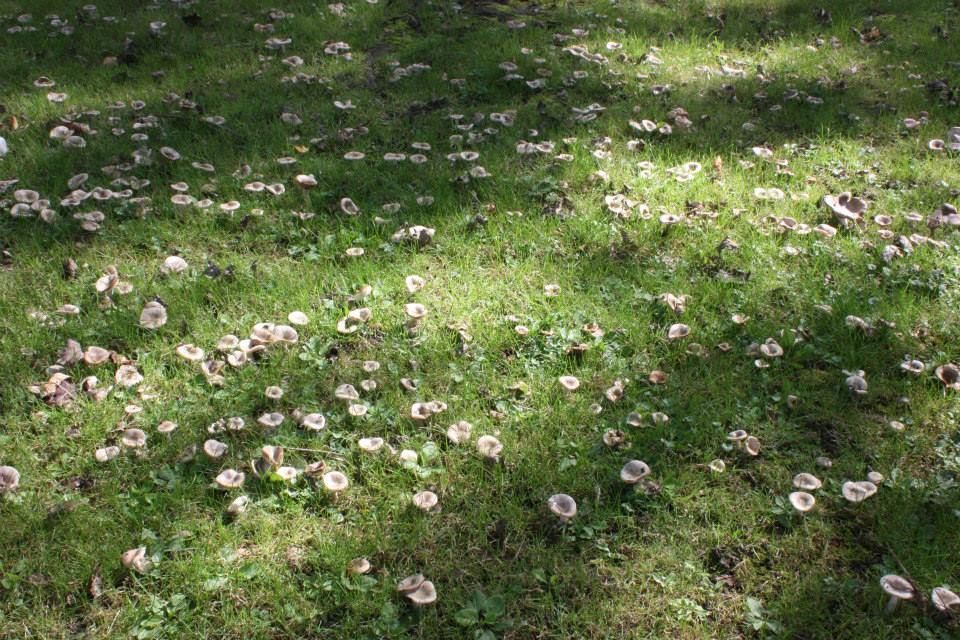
[[935, 364, 960, 390], [121, 428, 147, 448], [547, 493, 577, 521], [792, 473, 822, 491], [203, 439, 228, 459], [446, 420, 472, 444], [215, 469, 246, 489], [667, 323, 690, 340]]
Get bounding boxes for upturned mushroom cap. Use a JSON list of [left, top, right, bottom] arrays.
[[744, 436, 761, 456], [261, 445, 284, 468], [446, 421, 473, 444], [304, 461, 326, 478], [348, 557, 372, 575], [257, 412, 284, 428], [322, 471, 349, 492], [407, 580, 437, 605], [603, 429, 627, 448], [558, 375, 580, 391], [932, 586, 960, 612], [788, 491, 816, 512], [547, 493, 577, 522], [301, 413, 326, 431], [121, 546, 151, 573], [620, 460, 651, 484], [880, 575, 915, 600], [412, 490, 439, 511], [121, 428, 147, 448], [115, 364, 143, 387], [397, 573, 426, 594], [728, 429, 748, 442], [203, 439, 228, 459], [0, 466, 20, 492], [404, 303, 428, 320], [84, 345, 112, 365], [335, 384, 360, 402], [935, 364, 960, 390], [358, 437, 384, 453], [139, 301, 168, 329], [215, 469, 246, 489], [176, 343, 205, 362], [667, 323, 690, 340], [841, 480, 877, 503], [477, 435, 503, 461], [793, 473, 822, 490], [759, 339, 784, 358]]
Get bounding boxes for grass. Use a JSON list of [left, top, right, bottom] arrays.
[[1, 0, 959, 637]]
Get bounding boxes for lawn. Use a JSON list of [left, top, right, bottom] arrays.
[[1, 0, 959, 638]]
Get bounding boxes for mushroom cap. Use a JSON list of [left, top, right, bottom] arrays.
[[275, 466, 298, 482], [322, 471, 349, 492], [603, 429, 627, 448], [348, 557, 372, 575], [727, 429, 748, 441], [476, 435, 503, 460], [157, 420, 178, 434], [446, 421, 472, 444], [667, 323, 690, 340], [139, 301, 168, 329], [161, 255, 188, 274], [932, 586, 960, 612], [176, 343, 205, 362], [405, 275, 426, 293], [0, 466, 21, 492], [84, 345, 112, 365], [744, 436, 761, 456], [788, 491, 816, 512], [301, 413, 326, 431], [866, 471, 884, 484], [558, 375, 580, 391], [226, 495, 249, 516], [121, 428, 147, 448], [358, 437, 384, 452], [404, 303, 428, 319], [620, 460, 651, 484], [880, 575, 915, 600], [257, 412, 285, 428], [203, 439, 228, 459], [121, 546, 151, 573], [845, 373, 868, 395], [792, 473, 822, 491], [304, 461, 326, 477], [261, 445, 284, 467], [397, 573, 426, 594], [95, 446, 120, 462], [215, 469, 246, 489], [115, 364, 143, 387], [335, 384, 360, 402], [547, 493, 577, 521], [412, 490, 439, 511], [841, 480, 877, 503], [935, 364, 960, 390], [407, 580, 437, 605], [759, 339, 784, 358]]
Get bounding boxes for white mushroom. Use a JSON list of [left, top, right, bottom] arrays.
[[203, 439, 228, 459], [121, 546, 151, 573], [788, 491, 816, 512], [0, 466, 20, 492], [880, 574, 915, 613], [322, 471, 349, 493], [792, 473, 822, 491], [841, 480, 877, 503], [558, 375, 580, 392], [215, 469, 246, 489], [476, 435, 503, 461], [139, 301, 168, 329], [619, 460, 650, 484], [547, 493, 577, 522], [446, 421, 472, 444], [412, 490, 438, 512], [932, 586, 960, 612]]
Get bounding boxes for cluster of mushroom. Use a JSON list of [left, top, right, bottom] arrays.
[[880, 575, 960, 615]]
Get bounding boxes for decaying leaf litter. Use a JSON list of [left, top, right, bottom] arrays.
[[1, 0, 960, 637]]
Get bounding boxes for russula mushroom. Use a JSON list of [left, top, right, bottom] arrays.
[[558, 375, 580, 392], [322, 471, 349, 493], [477, 435, 503, 461], [412, 490, 438, 512], [620, 460, 650, 484], [788, 491, 816, 512], [257, 413, 284, 428], [121, 428, 147, 448], [841, 480, 877, 503], [792, 473, 822, 491], [547, 493, 577, 522], [203, 439, 228, 459], [0, 466, 20, 492], [301, 413, 326, 431], [880, 574, 915, 613], [446, 420, 472, 444], [121, 546, 151, 573], [932, 586, 960, 612], [215, 469, 246, 489]]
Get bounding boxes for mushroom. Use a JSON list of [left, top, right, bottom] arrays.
[[335, 384, 360, 403], [403, 303, 428, 333], [121, 428, 147, 448], [759, 339, 783, 358], [406, 580, 437, 606], [476, 435, 503, 461], [880, 574, 915, 613], [288, 311, 309, 326], [84, 346, 112, 365], [215, 469, 246, 489], [620, 460, 650, 484], [176, 343, 205, 362], [95, 446, 120, 462], [405, 275, 426, 293], [304, 461, 326, 478], [603, 429, 627, 448], [257, 413, 285, 429], [227, 495, 250, 517], [667, 323, 690, 340], [558, 376, 580, 391], [261, 445, 284, 469], [0, 466, 20, 492], [157, 421, 178, 434], [547, 494, 577, 522], [139, 301, 168, 329], [412, 490, 439, 512], [446, 421, 472, 444], [115, 364, 143, 387], [792, 473, 822, 491], [301, 413, 326, 431], [841, 480, 877, 503], [358, 437, 384, 453], [845, 370, 868, 396], [935, 364, 960, 390], [788, 491, 816, 512], [121, 546, 151, 573], [348, 557, 372, 575], [744, 436, 761, 456], [203, 439, 228, 459], [322, 471, 349, 494], [336, 307, 372, 334], [161, 255, 188, 275], [932, 586, 960, 613]]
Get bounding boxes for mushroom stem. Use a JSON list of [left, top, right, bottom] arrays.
[[885, 595, 900, 614]]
